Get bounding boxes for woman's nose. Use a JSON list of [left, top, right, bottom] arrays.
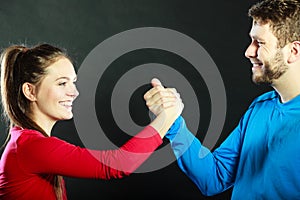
[[68, 84, 79, 99]]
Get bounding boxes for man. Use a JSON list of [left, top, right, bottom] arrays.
[[145, 0, 300, 199]]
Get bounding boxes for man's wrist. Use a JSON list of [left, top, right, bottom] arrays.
[[165, 116, 183, 140]]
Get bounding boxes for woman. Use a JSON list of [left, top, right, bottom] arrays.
[[0, 43, 183, 200]]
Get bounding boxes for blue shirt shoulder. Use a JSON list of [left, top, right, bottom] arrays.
[[249, 90, 277, 108]]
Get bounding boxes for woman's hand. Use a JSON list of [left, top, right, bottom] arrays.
[[144, 78, 184, 138]]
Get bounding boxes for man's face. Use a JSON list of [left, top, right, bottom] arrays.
[[245, 21, 288, 85]]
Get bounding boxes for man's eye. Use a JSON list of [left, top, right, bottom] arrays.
[[257, 41, 264, 45]]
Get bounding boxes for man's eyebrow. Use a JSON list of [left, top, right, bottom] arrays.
[[249, 34, 264, 41]]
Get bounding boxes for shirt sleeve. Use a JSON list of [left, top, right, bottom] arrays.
[[16, 125, 162, 179], [166, 117, 243, 196]]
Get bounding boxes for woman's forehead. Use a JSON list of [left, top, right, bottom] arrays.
[[45, 58, 76, 79]]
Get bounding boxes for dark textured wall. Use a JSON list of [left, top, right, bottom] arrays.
[[0, 0, 271, 199]]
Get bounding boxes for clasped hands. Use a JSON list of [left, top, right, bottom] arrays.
[[143, 78, 184, 137]]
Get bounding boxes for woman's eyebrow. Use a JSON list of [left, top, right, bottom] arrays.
[[55, 76, 77, 81]]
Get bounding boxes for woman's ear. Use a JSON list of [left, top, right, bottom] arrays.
[[22, 82, 37, 101], [287, 41, 300, 63]]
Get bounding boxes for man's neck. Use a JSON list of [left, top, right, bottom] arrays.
[[272, 73, 300, 103]]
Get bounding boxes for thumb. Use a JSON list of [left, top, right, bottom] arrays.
[[151, 78, 163, 87]]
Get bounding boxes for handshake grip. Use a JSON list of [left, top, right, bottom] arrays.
[[144, 78, 184, 138]]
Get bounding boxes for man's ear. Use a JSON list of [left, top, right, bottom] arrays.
[[22, 82, 37, 101], [288, 41, 300, 63]]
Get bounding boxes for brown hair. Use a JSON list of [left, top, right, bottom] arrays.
[[248, 0, 300, 48], [0, 43, 70, 200]]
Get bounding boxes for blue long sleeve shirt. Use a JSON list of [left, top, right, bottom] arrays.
[[166, 91, 300, 199]]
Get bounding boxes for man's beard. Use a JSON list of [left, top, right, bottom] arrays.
[[252, 50, 288, 85]]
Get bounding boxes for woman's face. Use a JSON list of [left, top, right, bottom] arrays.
[[32, 57, 79, 125]]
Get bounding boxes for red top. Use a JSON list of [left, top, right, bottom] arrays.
[[0, 126, 162, 200]]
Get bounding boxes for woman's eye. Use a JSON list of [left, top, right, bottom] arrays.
[[58, 82, 67, 86]]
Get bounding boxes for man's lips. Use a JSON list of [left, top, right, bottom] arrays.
[[251, 62, 263, 72]]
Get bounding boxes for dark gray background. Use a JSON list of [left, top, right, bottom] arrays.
[[0, 0, 271, 199]]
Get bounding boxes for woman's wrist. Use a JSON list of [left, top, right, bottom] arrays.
[[149, 111, 178, 138]]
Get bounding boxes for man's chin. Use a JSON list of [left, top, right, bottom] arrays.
[[252, 76, 272, 86]]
